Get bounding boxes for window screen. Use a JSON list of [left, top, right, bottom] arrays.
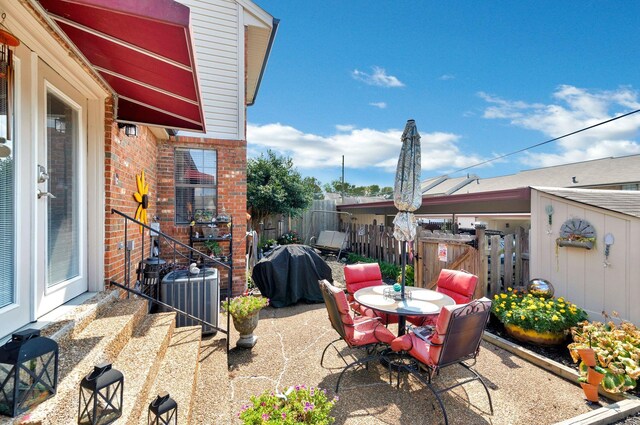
[[0, 48, 14, 308], [174, 148, 217, 224]]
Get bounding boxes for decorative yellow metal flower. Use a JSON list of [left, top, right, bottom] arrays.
[[133, 170, 149, 233]]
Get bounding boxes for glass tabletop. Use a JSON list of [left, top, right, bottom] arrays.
[[353, 286, 455, 316]]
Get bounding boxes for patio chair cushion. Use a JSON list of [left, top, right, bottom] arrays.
[[322, 280, 395, 346], [406, 269, 478, 327], [391, 297, 492, 367], [344, 263, 383, 295], [436, 269, 478, 304]]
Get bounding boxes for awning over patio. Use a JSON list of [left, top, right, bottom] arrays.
[[38, 0, 206, 132]]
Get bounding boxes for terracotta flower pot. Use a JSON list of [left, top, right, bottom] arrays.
[[587, 367, 605, 386], [580, 382, 600, 403], [577, 348, 597, 367]]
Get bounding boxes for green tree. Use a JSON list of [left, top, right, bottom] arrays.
[[366, 184, 381, 196], [303, 176, 324, 200], [247, 150, 313, 231]]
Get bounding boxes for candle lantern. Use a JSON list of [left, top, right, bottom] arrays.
[[0, 329, 59, 417], [78, 363, 123, 425], [148, 392, 177, 425]]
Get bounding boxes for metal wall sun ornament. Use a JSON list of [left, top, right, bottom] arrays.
[[133, 170, 149, 233]]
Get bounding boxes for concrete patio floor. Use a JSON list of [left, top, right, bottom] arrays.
[[221, 302, 608, 425]]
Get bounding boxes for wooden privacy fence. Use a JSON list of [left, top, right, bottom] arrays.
[[259, 199, 339, 242], [348, 220, 402, 265], [413, 226, 529, 299]]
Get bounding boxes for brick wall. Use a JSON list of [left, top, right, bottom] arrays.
[[103, 97, 248, 296], [103, 98, 159, 285], [156, 136, 247, 296]]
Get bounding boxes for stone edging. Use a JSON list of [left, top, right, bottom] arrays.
[[483, 331, 640, 425]]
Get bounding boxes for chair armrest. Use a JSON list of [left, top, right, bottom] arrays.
[[390, 335, 412, 352]]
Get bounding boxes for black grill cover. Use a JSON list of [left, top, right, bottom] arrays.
[[252, 245, 332, 308]]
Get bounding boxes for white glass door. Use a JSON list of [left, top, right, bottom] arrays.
[[36, 60, 87, 317], [0, 46, 29, 338]]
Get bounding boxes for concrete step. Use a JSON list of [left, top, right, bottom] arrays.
[[191, 334, 231, 424], [15, 297, 148, 425], [139, 326, 202, 425], [35, 290, 120, 345], [115, 312, 176, 425]]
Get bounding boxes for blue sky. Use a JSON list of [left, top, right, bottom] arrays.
[[247, 1, 640, 188]]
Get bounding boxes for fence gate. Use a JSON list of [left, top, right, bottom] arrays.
[[414, 228, 484, 299]]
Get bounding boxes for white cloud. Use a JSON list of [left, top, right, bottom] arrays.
[[351, 66, 405, 88], [247, 123, 486, 173], [439, 74, 455, 81], [369, 102, 387, 109], [335, 124, 355, 132], [480, 85, 640, 167]]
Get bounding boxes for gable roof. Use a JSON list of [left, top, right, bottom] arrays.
[[534, 187, 640, 218], [423, 155, 640, 196]]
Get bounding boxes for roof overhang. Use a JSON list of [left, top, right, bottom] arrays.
[[37, 0, 206, 132], [338, 187, 532, 216], [239, 0, 278, 106]]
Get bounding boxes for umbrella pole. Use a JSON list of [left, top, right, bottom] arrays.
[[399, 241, 407, 336]]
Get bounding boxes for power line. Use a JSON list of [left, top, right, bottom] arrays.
[[450, 108, 640, 175]]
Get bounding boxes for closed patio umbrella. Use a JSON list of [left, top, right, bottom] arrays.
[[392, 119, 421, 301]]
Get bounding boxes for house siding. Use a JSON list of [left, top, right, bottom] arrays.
[[177, 0, 243, 140], [530, 189, 640, 324]]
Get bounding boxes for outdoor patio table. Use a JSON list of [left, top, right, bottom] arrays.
[[353, 286, 455, 336]]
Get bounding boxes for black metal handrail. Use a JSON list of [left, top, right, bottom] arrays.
[[110, 209, 232, 356]]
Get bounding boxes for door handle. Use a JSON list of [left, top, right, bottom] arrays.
[[37, 189, 56, 199]]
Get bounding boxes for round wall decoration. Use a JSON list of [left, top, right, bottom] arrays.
[[133, 170, 149, 233], [557, 218, 596, 249]]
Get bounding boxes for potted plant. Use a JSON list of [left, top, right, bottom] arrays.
[[491, 288, 588, 346], [568, 313, 640, 394], [222, 294, 269, 348], [238, 385, 337, 424], [203, 240, 222, 258]]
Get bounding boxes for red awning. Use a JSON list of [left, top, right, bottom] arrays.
[[38, 0, 205, 132]]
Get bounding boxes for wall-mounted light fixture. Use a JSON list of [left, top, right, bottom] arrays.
[[118, 123, 138, 137], [54, 118, 66, 133]]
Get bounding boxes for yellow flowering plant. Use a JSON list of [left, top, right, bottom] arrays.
[[491, 288, 588, 334]]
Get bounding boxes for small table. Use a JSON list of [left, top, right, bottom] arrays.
[[353, 286, 455, 336]]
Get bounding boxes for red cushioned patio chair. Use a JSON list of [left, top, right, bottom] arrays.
[[319, 279, 396, 392], [390, 297, 493, 425], [407, 268, 478, 327], [344, 263, 398, 324]]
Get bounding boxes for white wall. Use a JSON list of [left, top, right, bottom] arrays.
[[530, 189, 640, 324], [177, 0, 243, 139]]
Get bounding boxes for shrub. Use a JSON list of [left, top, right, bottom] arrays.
[[260, 239, 278, 252], [239, 385, 337, 424], [345, 253, 401, 280], [278, 231, 301, 245], [491, 289, 588, 334], [396, 265, 414, 286], [568, 314, 640, 394]]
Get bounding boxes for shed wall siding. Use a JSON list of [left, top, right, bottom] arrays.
[[530, 190, 640, 324], [177, 0, 243, 140]]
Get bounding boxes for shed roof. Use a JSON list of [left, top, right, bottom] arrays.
[[534, 187, 640, 218], [423, 155, 640, 196]]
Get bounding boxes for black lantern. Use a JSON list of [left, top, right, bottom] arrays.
[[148, 392, 177, 425], [0, 329, 59, 417], [78, 363, 123, 425]]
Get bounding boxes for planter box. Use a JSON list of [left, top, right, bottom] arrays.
[[557, 239, 593, 249]]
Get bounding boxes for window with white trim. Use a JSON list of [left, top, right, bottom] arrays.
[[174, 148, 217, 224]]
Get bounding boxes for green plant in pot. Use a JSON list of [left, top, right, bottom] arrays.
[[568, 314, 640, 394], [222, 295, 269, 348], [203, 240, 222, 257], [491, 288, 588, 346]]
